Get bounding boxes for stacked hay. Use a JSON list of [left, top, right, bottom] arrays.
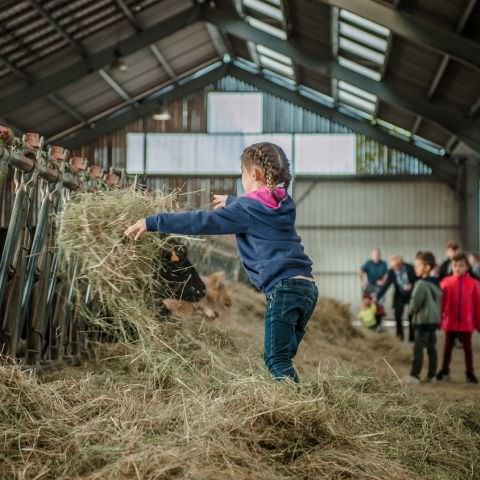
[[0, 189, 479, 479], [57, 187, 193, 346]]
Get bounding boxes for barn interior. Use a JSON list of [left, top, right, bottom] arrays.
[[0, 0, 480, 478]]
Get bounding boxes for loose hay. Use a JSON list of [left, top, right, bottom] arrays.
[[56, 187, 196, 350], [1, 189, 479, 479]]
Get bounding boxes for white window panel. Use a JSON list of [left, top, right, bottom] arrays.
[[126, 133, 144, 174], [244, 134, 293, 162], [338, 90, 376, 112], [257, 44, 292, 65], [243, 0, 284, 21], [339, 9, 389, 37], [339, 22, 388, 52], [294, 134, 356, 174], [208, 92, 263, 133], [339, 37, 385, 65], [338, 56, 381, 81], [246, 16, 287, 39], [145, 134, 292, 175], [338, 80, 377, 103], [260, 55, 295, 77]]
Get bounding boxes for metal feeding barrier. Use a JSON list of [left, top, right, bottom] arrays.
[[0, 125, 126, 369]]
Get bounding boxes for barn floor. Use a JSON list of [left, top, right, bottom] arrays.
[[1, 282, 479, 479]]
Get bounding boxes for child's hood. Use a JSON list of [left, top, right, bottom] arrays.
[[244, 186, 286, 209], [240, 187, 295, 230]]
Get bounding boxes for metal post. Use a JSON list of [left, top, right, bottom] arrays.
[[459, 156, 480, 251]]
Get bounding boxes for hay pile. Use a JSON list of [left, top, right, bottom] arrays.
[[1, 189, 479, 479], [1, 312, 480, 479], [57, 187, 193, 346]]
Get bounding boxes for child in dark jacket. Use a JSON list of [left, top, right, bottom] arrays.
[[436, 252, 480, 384], [404, 251, 442, 384], [125, 142, 318, 383]]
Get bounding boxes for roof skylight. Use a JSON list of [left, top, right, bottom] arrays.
[[339, 37, 385, 65], [339, 22, 388, 52], [242, 0, 295, 81], [339, 9, 389, 37], [259, 55, 294, 78], [246, 16, 288, 40], [243, 0, 284, 22], [338, 56, 381, 81], [338, 90, 376, 112], [257, 44, 292, 64], [338, 81, 377, 103]]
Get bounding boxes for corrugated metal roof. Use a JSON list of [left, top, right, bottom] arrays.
[[291, 0, 331, 56], [157, 22, 218, 75], [385, 37, 443, 93], [433, 61, 480, 112], [0, 0, 478, 158]]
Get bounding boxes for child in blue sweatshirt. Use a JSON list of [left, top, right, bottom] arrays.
[[125, 142, 318, 382]]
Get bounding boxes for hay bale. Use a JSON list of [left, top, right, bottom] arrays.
[[57, 188, 192, 344]]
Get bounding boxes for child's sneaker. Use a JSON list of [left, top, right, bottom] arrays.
[[466, 372, 479, 384], [426, 376, 437, 384], [403, 375, 420, 384], [436, 370, 450, 381]]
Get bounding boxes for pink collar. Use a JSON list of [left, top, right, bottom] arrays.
[[244, 186, 286, 209]]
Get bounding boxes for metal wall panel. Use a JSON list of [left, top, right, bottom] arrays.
[[294, 178, 460, 311]]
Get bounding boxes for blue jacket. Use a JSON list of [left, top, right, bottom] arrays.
[[145, 194, 313, 292]]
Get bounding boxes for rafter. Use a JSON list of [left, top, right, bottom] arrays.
[[316, 0, 480, 72], [0, 33, 86, 124], [48, 94, 87, 124], [0, 5, 202, 117], [98, 69, 131, 101], [204, 8, 480, 155], [60, 63, 229, 150], [28, 0, 87, 57], [112, 0, 177, 78]]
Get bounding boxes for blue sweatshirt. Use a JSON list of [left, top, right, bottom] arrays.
[[145, 192, 313, 293]]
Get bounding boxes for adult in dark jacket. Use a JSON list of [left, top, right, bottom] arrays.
[[376, 255, 416, 341]]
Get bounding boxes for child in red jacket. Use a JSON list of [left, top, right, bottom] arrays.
[[437, 252, 480, 383]]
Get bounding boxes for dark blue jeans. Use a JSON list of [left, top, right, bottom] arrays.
[[264, 278, 319, 382]]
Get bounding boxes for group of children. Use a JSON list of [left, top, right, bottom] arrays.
[[360, 244, 480, 384]]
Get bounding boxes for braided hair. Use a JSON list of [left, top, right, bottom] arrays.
[[241, 142, 292, 195]]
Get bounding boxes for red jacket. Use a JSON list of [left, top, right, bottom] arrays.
[[440, 274, 480, 333]]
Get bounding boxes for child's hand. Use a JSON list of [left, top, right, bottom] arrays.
[[213, 194, 228, 210], [124, 219, 147, 240]]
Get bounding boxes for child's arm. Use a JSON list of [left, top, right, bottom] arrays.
[[409, 283, 425, 315], [125, 198, 249, 238], [376, 270, 393, 301]]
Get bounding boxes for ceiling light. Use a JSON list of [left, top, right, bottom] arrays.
[[152, 104, 171, 121], [111, 50, 128, 72]]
